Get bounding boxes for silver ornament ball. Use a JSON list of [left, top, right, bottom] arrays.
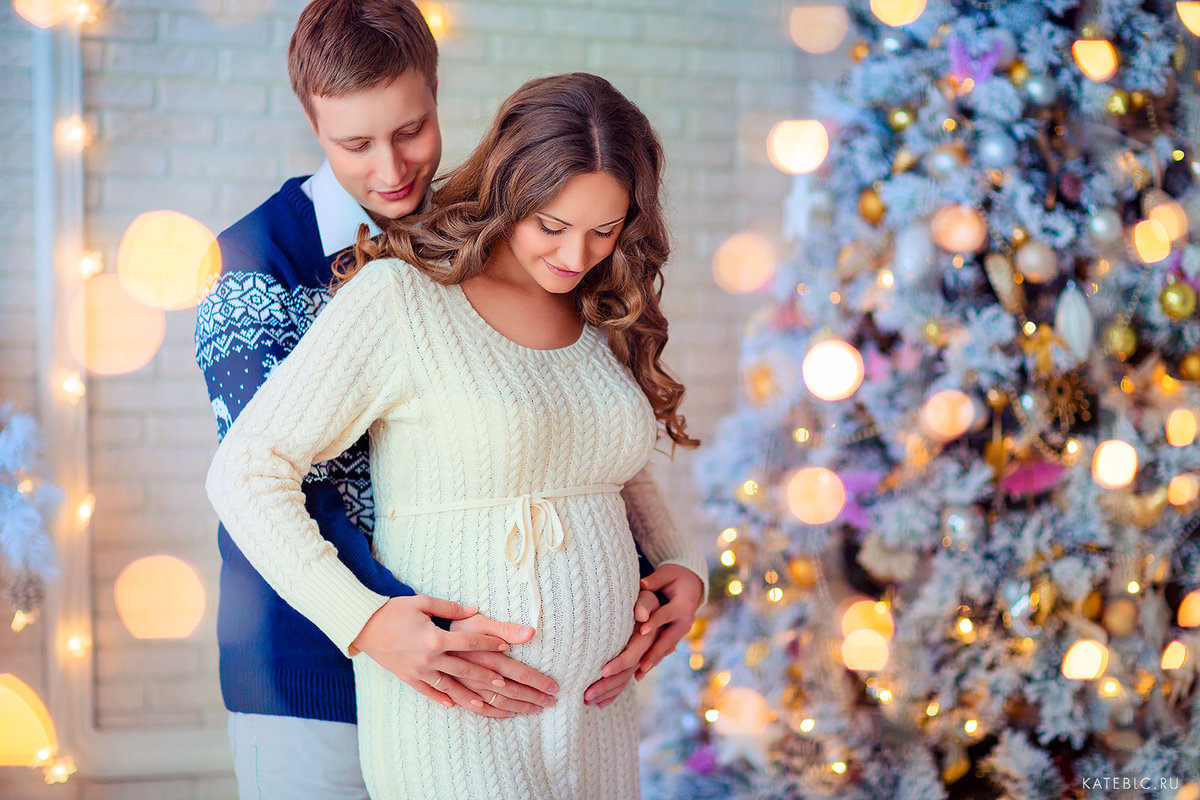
[[1024, 75, 1058, 106], [1087, 208, 1123, 245], [880, 31, 911, 55], [1015, 240, 1059, 283], [925, 149, 961, 180], [978, 133, 1017, 169]]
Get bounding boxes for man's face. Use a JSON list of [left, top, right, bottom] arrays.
[[308, 70, 442, 221]]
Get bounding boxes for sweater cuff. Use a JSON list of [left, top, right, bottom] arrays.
[[301, 552, 391, 657]]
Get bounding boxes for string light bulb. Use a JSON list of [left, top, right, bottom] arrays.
[[61, 372, 85, 404], [1133, 219, 1171, 263], [1168, 409, 1198, 447], [79, 250, 103, 279], [1092, 440, 1137, 489], [766, 120, 829, 175], [1162, 640, 1188, 670], [1169, 474, 1200, 506], [76, 493, 96, 525], [1072, 37, 1119, 82], [802, 339, 864, 401], [64, 635, 91, 659], [1179, 590, 1200, 627], [55, 116, 90, 153], [1062, 638, 1109, 680]]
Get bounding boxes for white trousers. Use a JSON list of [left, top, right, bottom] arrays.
[[228, 712, 370, 800]]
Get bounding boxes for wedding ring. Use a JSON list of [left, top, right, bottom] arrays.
[[489, 692, 499, 705], [432, 675, 443, 689]]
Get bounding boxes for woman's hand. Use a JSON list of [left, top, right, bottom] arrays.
[[449, 614, 560, 716], [634, 564, 704, 680], [583, 589, 660, 707]]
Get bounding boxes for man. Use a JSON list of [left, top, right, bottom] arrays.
[[195, 1, 703, 797]]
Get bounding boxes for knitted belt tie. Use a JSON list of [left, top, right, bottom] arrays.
[[388, 484, 623, 630]]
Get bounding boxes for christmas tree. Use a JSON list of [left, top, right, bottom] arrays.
[[642, 1, 1200, 798]]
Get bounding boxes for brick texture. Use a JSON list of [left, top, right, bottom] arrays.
[[0, 0, 823, 795]]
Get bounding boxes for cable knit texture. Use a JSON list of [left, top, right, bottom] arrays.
[[206, 258, 707, 800]]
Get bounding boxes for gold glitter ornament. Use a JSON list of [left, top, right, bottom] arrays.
[[1130, 90, 1149, 110], [788, 557, 818, 589], [1102, 320, 1137, 361], [1010, 226, 1030, 248], [941, 743, 970, 784], [1081, 591, 1103, 620], [887, 107, 914, 132], [1103, 597, 1139, 637], [1181, 352, 1200, 381], [892, 147, 918, 173], [858, 186, 887, 225], [1107, 89, 1131, 115], [984, 438, 1010, 477], [1009, 60, 1030, 86], [1160, 279, 1197, 319]]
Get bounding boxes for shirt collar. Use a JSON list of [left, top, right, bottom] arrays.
[[301, 160, 382, 257]]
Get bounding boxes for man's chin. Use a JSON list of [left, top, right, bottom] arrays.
[[364, 193, 422, 223]]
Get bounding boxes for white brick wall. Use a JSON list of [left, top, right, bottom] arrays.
[[1, 0, 814, 794]]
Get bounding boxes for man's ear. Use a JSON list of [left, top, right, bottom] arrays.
[[306, 106, 319, 138], [432, 78, 439, 102]]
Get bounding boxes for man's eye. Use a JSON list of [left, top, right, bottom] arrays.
[[345, 142, 368, 153]]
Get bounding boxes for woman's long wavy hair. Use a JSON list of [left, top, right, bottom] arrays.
[[335, 72, 698, 449]]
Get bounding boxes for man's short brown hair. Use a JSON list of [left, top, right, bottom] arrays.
[[288, 0, 438, 121]]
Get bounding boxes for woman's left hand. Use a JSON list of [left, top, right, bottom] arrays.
[[633, 564, 704, 680], [583, 589, 660, 707]]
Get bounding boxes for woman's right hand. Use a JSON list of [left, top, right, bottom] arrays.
[[350, 595, 556, 718]]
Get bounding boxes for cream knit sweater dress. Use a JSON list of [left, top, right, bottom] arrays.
[[206, 258, 708, 800]]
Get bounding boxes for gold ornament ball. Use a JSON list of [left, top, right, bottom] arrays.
[[1103, 597, 1139, 638], [892, 147, 918, 174], [1130, 90, 1149, 110], [1081, 591, 1103, 620], [787, 557, 818, 589], [1180, 351, 1200, 382], [850, 40, 870, 63], [924, 319, 948, 347], [1009, 60, 1030, 86], [1106, 89, 1131, 115], [985, 388, 1010, 410], [1102, 320, 1137, 361], [1161, 281, 1198, 320], [1010, 226, 1030, 248], [858, 186, 887, 225], [887, 107, 914, 132]]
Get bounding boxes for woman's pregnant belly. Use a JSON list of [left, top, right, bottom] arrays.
[[373, 493, 641, 688]]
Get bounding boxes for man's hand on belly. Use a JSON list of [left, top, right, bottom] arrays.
[[583, 588, 661, 708]]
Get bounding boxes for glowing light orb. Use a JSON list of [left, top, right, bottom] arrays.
[[1091, 440, 1137, 490], [0, 674, 57, 767], [66, 275, 165, 375], [785, 467, 845, 525], [766, 120, 829, 175], [12, 0, 76, 28], [841, 629, 889, 671], [115, 555, 206, 639], [920, 389, 975, 442], [869, 0, 925, 27], [1169, 475, 1200, 507], [1148, 199, 1188, 241], [1073, 39, 1119, 82], [1168, 409, 1197, 447], [712, 687, 775, 736], [1133, 219, 1171, 264], [788, 6, 849, 53], [712, 232, 776, 294], [930, 204, 987, 253], [1181, 2, 1200, 35], [1061, 638, 1109, 680], [1163, 640, 1188, 670], [841, 599, 894, 640], [802, 339, 864, 401], [1179, 590, 1200, 627], [117, 210, 221, 310]]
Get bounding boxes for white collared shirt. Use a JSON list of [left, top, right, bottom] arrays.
[[301, 160, 383, 257]]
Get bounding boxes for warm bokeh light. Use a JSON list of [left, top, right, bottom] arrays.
[[788, 6, 849, 53], [1091, 439, 1138, 490], [66, 275, 165, 375], [841, 599, 895, 640], [60, 371, 85, 403], [930, 204, 988, 253], [869, 0, 925, 27], [79, 250, 103, 279], [712, 231, 776, 294], [419, 2, 447, 39], [1061, 638, 1109, 680], [766, 120, 829, 175], [1072, 39, 1119, 82], [802, 339, 864, 401], [54, 116, 89, 154], [785, 466, 846, 525], [1180, 590, 1200, 627], [1149, 199, 1188, 241], [117, 210, 221, 310], [712, 687, 775, 735], [1163, 640, 1188, 670], [0, 674, 58, 767], [1133, 219, 1171, 263], [114, 555, 206, 639], [841, 629, 890, 671], [920, 389, 975, 442], [1170, 474, 1200, 506], [1168, 409, 1198, 447], [12, 0, 75, 28], [1181, 1, 1200, 35]]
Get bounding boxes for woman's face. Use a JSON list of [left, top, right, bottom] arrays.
[[499, 171, 630, 294]]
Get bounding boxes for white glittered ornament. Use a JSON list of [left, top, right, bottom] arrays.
[[1055, 283, 1094, 363], [1025, 75, 1058, 106], [893, 223, 934, 285], [1015, 241, 1059, 283]]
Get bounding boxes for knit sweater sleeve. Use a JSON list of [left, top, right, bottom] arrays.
[[622, 465, 709, 607], [206, 260, 409, 656]]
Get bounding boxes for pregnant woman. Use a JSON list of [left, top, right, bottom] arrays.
[[207, 72, 707, 800]]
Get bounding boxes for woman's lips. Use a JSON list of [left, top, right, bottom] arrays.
[[377, 181, 415, 202], [543, 258, 580, 278]]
